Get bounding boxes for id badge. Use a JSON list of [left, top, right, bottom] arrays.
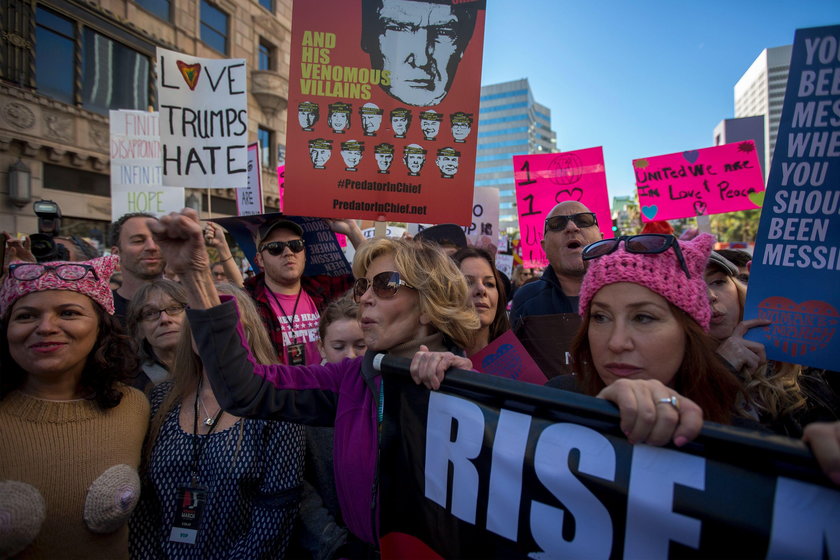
[[286, 342, 306, 365], [169, 486, 207, 544]]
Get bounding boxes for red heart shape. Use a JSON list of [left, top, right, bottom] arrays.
[[756, 297, 838, 358], [176, 60, 202, 91]]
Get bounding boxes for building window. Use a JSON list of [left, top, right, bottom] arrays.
[[201, 0, 229, 54], [82, 28, 150, 113], [258, 127, 273, 168], [35, 6, 75, 104], [258, 40, 274, 71], [135, 0, 171, 21], [259, 0, 274, 12]]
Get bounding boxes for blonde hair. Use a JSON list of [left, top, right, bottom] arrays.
[[145, 283, 277, 463], [352, 238, 479, 350], [730, 277, 807, 418]]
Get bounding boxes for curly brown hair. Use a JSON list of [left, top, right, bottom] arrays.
[[1, 301, 138, 409]]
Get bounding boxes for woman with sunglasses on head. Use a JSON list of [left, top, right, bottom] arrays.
[[129, 283, 305, 559], [451, 247, 511, 356], [0, 256, 149, 559], [546, 233, 740, 446], [147, 209, 476, 555], [126, 279, 189, 391]]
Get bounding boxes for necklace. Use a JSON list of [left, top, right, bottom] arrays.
[[197, 387, 222, 427]]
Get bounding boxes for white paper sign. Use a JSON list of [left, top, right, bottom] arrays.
[[466, 187, 500, 249], [236, 143, 264, 216], [495, 253, 513, 277], [156, 47, 248, 188], [109, 110, 184, 220]]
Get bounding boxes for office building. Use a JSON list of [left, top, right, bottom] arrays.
[[1, 0, 291, 239], [734, 45, 792, 181], [713, 115, 766, 175], [475, 79, 556, 233]]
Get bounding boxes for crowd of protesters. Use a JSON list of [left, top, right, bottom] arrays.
[[1, 201, 838, 559]]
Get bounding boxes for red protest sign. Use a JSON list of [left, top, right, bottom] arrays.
[[634, 140, 765, 222], [283, 1, 487, 225], [470, 330, 547, 385], [513, 147, 613, 267]]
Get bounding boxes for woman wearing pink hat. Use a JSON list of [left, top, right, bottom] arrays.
[[0, 256, 149, 558]]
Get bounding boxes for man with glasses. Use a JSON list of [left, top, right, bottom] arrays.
[[110, 212, 165, 326], [510, 201, 603, 378], [246, 216, 364, 365]]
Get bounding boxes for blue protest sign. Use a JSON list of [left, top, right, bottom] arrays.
[[211, 213, 351, 277], [744, 25, 840, 369]]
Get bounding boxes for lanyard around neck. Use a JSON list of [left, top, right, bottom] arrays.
[[268, 287, 303, 334], [191, 380, 224, 484]]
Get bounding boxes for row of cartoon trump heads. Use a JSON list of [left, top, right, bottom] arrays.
[[298, 101, 473, 142], [309, 139, 460, 177]]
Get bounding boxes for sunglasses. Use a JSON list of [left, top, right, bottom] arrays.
[[353, 271, 415, 302], [259, 239, 305, 255], [545, 212, 598, 232], [9, 262, 99, 282], [582, 234, 692, 278]]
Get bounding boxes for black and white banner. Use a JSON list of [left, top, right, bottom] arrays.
[[377, 356, 839, 559]]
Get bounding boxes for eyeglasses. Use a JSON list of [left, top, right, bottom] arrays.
[[140, 304, 186, 322], [259, 239, 305, 256], [545, 212, 598, 232], [9, 262, 99, 282], [353, 271, 415, 303], [582, 234, 692, 278]]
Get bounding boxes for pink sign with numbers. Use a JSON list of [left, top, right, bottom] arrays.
[[634, 141, 764, 222], [514, 147, 613, 267]]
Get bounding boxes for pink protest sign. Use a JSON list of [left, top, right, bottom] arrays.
[[634, 140, 765, 222], [470, 330, 547, 385], [277, 165, 285, 213], [513, 147, 613, 267]]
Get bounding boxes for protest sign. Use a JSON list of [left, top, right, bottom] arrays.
[[282, 1, 487, 224], [514, 148, 613, 267], [211, 213, 351, 277], [362, 225, 406, 240], [109, 110, 184, 220], [495, 253, 513, 277], [469, 330, 546, 385], [634, 141, 765, 222], [235, 143, 264, 216], [156, 47, 248, 189], [407, 187, 499, 249], [277, 165, 285, 213], [744, 25, 840, 369], [377, 357, 837, 559]]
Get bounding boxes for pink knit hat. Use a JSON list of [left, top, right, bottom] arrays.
[[0, 256, 118, 318], [579, 233, 714, 331]]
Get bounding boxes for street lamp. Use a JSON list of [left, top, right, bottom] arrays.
[[8, 159, 32, 208]]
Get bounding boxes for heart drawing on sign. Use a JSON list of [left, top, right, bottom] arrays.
[[481, 344, 523, 380], [177, 61, 202, 91], [693, 200, 707, 216], [757, 297, 838, 358], [555, 188, 584, 202], [682, 150, 700, 163], [641, 206, 658, 220], [748, 191, 765, 207]]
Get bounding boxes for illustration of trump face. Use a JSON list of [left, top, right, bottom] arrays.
[[340, 140, 364, 171], [309, 138, 333, 169], [390, 108, 412, 138], [403, 144, 427, 176], [450, 111, 473, 142], [361, 0, 480, 107], [435, 147, 460, 178], [374, 143, 395, 174], [298, 101, 320, 131], [328, 102, 352, 134], [420, 110, 442, 141], [359, 103, 384, 136]]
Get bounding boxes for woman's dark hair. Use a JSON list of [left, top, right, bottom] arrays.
[[1, 301, 138, 410], [571, 301, 743, 424], [451, 246, 511, 344]]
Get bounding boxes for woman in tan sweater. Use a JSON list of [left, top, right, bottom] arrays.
[[0, 255, 149, 559]]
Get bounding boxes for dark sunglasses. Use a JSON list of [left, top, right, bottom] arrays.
[[259, 239, 305, 255], [353, 271, 415, 302], [582, 234, 692, 278], [9, 262, 99, 282], [545, 212, 598, 232]]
